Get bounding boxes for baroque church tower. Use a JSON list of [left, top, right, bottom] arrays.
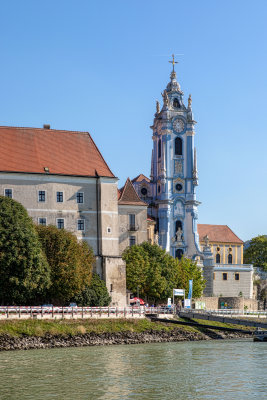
[[134, 56, 202, 260]]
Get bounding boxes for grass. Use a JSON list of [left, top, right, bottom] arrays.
[[0, 318, 181, 337], [188, 318, 255, 331], [0, 317, 254, 338]]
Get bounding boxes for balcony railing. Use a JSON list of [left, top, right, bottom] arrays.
[[128, 224, 139, 231]]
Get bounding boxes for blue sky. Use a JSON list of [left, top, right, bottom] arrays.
[[0, 0, 266, 241]]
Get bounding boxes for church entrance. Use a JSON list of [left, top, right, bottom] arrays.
[[176, 249, 183, 260]]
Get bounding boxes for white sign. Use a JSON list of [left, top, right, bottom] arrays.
[[184, 299, 191, 308], [167, 298, 172, 307], [173, 289, 185, 296]]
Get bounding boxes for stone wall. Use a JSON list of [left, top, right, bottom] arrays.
[[194, 296, 258, 310]]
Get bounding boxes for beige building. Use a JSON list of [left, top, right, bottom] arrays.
[[198, 224, 254, 298], [0, 125, 126, 306], [118, 178, 147, 254]]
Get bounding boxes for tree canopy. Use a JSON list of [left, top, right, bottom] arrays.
[[73, 273, 111, 306], [244, 235, 267, 272], [122, 242, 205, 303], [36, 225, 94, 304], [0, 196, 51, 305]]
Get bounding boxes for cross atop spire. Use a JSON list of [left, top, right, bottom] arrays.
[[168, 54, 178, 72]]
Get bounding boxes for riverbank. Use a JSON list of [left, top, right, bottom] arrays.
[[0, 318, 252, 351]]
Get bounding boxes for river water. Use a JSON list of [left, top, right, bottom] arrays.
[[0, 340, 266, 399]]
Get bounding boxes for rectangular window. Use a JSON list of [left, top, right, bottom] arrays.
[[110, 284, 113, 292], [57, 218, 64, 229], [222, 273, 228, 281], [77, 219, 85, 231], [38, 191, 46, 202], [4, 188, 13, 198], [235, 273, 240, 281], [56, 191, 63, 202], [129, 214, 135, 230], [76, 192, 84, 204], [129, 236, 136, 247], [38, 218, 47, 226]]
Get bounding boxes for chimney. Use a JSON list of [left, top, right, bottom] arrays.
[[43, 124, 50, 129]]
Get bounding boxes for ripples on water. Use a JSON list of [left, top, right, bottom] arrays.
[[0, 340, 266, 400]]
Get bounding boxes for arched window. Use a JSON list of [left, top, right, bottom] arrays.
[[176, 249, 183, 260], [175, 220, 182, 232], [175, 137, 182, 156], [173, 98, 180, 108], [228, 254, 233, 264], [216, 253, 220, 263], [158, 139, 161, 158]]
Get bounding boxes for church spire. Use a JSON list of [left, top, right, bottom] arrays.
[[166, 54, 182, 93], [169, 54, 178, 74]]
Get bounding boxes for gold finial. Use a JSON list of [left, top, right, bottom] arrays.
[[169, 54, 178, 72]]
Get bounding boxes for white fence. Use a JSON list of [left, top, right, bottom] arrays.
[[0, 306, 172, 320]]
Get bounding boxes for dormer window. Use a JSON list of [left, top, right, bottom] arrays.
[[173, 98, 180, 108], [141, 187, 148, 196]]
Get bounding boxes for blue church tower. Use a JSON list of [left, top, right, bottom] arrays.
[[149, 56, 201, 259]]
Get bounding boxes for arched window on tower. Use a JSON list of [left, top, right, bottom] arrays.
[[175, 220, 182, 232], [158, 139, 161, 158], [216, 253, 221, 263], [175, 137, 182, 156], [173, 98, 180, 108], [228, 254, 233, 264], [176, 249, 183, 260]]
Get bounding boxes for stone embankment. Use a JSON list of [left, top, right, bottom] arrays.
[[0, 329, 251, 351]]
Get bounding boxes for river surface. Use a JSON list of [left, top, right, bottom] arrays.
[[0, 340, 266, 399]]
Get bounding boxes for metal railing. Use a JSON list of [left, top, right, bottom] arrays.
[[191, 309, 267, 317], [0, 305, 172, 319]]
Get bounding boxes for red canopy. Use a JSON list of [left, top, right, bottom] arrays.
[[130, 297, 145, 305]]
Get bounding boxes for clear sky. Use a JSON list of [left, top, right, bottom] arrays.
[[0, 0, 266, 241]]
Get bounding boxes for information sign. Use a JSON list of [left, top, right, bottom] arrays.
[[173, 289, 185, 296], [184, 299, 191, 308]]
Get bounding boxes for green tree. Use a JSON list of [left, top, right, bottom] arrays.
[[73, 273, 111, 306], [0, 196, 51, 305], [177, 257, 206, 298], [123, 244, 150, 298], [36, 225, 94, 304], [123, 242, 205, 303], [244, 235, 267, 272]]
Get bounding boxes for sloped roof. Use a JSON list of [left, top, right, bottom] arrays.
[[118, 178, 147, 206], [197, 224, 243, 244], [0, 126, 115, 178], [131, 173, 150, 183]]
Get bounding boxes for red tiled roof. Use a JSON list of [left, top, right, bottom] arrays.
[[118, 178, 147, 206], [131, 173, 150, 183], [0, 126, 115, 178], [197, 224, 243, 244]]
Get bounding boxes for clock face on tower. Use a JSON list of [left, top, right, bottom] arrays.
[[173, 118, 185, 133]]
